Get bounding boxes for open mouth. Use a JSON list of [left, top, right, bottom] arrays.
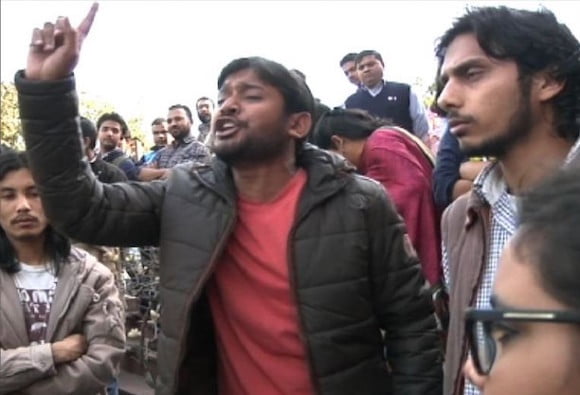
[[214, 118, 241, 139]]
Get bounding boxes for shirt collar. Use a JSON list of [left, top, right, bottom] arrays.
[[473, 136, 580, 205], [363, 80, 385, 97], [173, 134, 194, 147], [564, 137, 580, 166]]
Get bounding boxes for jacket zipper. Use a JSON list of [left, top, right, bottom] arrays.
[[286, 206, 322, 395], [172, 176, 237, 392]]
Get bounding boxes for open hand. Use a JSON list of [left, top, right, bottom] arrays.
[[26, 2, 99, 81]]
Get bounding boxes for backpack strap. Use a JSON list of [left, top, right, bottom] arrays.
[[111, 153, 129, 168]]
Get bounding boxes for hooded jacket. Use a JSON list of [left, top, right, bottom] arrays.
[[0, 247, 125, 395], [16, 71, 442, 395]]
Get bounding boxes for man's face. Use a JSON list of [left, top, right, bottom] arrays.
[[98, 120, 124, 152], [167, 108, 192, 140], [341, 60, 360, 86], [357, 55, 384, 88], [479, 242, 580, 395], [152, 123, 168, 146], [196, 99, 214, 124], [211, 68, 296, 166], [0, 168, 48, 243], [437, 33, 534, 158]]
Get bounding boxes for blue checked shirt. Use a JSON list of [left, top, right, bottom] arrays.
[[153, 134, 210, 169], [442, 138, 579, 395]]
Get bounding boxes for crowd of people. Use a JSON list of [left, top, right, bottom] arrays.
[[1, 3, 579, 395]]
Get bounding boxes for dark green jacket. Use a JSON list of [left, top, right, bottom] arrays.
[[16, 71, 442, 395]]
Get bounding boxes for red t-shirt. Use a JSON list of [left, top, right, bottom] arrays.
[[207, 169, 315, 395]]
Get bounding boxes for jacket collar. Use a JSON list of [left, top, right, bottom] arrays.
[[192, 144, 355, 207], [0, 248, 92, 345], [0, 270, 28, 345]]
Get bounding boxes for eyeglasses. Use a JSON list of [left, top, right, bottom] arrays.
[[465, 308, 580, 375]]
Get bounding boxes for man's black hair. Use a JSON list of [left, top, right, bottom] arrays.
[[216, 57, 315, 154], [435, 6, 580, 141], [217, 56, 315, 119], [96, 112, 130, 139], [339, 52, 358, 67], [151, 117, 166, 126], [514, 164, 580, 310], [80, 116, 97, 150], [0, 151, 71, 274], [195, 97, 215, 109], [312, 108, 388, 149], [354, 50, 384, 67], [168, 104, 194, 123]]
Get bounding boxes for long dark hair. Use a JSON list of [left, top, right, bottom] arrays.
[[312, 108, 388, 150], [0, 151, 71, 275]]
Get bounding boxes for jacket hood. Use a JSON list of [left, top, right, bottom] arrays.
[[192, 143, 356, 203]]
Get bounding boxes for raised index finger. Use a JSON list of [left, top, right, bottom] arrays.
[[77, 2, 99, 38]]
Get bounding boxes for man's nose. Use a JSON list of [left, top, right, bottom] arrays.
[[437, 80, 462, 112], [16, 195, 32, 212], [219, 97, 239, 116]]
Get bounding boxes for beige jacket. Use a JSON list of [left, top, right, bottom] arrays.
[[0, 247, 126, 395]]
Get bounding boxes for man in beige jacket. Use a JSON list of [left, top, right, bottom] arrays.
[[0, 150, 126, 395]]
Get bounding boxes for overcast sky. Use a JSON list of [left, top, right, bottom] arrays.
[[2, 0, 579, 135]]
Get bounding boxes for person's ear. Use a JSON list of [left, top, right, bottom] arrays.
[[330, 135, 344, 152], [287, 112, 312, 140], [534, 72, 565, 102]]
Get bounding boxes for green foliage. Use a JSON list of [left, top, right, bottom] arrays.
[[126, 116, 146, 143], [413, 76, 437, 111], [1, 82, 24, 150], [78, 91, 116, 124], [79, 92, 145, 142]]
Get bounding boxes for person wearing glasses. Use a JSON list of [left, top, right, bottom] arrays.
[[463, 166, 580, 395], [436, 7, 580, 395]]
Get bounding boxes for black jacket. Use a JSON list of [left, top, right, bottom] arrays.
[[16, 71, 442, 395]]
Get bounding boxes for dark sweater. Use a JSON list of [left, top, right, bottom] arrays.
[[432, 128, 467, 210], [345, 81, 413, 133]]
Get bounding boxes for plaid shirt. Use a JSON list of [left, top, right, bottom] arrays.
[[153, 134, 210, 169], [442, 138, 579, 395]]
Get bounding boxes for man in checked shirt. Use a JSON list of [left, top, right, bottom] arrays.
[[150, 104, 210, 170], [435, 6, 580, 395]]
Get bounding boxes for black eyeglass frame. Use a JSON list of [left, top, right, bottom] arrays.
[[465, 308, 580, 375]]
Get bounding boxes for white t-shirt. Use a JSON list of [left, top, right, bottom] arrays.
[[13, 263, 58, 345]]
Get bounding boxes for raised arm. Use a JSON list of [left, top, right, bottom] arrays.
[[16, 3, 165, 246]]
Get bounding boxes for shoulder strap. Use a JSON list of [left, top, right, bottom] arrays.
[[111, 153, 128, 168]]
